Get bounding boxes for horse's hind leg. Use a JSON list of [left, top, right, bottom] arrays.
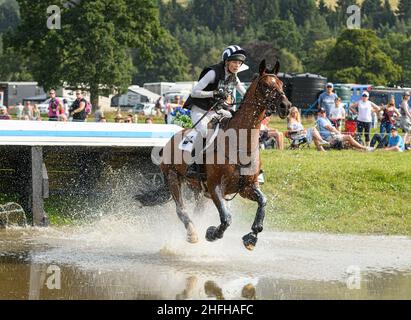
[[240, 186, 267, 251], [205, 185, 232, 242], [167, 170, 198, 244]]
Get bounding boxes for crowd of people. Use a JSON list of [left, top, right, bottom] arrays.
[[1, 78, 411, 154], [313, 82, 410, 152], [257, 82, 410, 152], [0, 89, 155, 124]]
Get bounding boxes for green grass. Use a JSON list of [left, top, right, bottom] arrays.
[[253, 148, 411, 236]]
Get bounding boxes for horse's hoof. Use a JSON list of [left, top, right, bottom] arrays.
[[242, 232, 258, 251], [205, 226, 218, 242], [187, 223, 199, 244], [187, 232, 199, 244]]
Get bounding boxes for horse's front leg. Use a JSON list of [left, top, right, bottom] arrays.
[[206, 185, 232, 242], [240, 186, 267, 251]]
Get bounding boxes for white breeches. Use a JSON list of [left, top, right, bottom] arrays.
[[191, 105, 232, 138]]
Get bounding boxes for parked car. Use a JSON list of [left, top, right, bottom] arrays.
[[37, 97, 75, 115], [133, 103, 156, 116]]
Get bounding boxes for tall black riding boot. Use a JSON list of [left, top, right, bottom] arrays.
[[186, 146, 200, 177]]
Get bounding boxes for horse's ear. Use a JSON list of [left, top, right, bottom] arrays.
[[259, 59, 267, 75], [274, 61, 280, 75]]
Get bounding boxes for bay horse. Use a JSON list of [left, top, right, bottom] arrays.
[[138, 59, 291, 250]]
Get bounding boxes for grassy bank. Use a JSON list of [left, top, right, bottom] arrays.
[[256, 149, 411, 236]]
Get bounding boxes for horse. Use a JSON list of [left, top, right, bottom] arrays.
[[137, 59, 292, 250]]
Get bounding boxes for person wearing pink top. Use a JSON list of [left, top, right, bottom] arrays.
[[48, 89, 63, 121]]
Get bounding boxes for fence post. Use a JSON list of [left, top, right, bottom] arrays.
[[31, 146, 47, 226]]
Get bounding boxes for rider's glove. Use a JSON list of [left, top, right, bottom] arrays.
[[213, 89, 229, 101]]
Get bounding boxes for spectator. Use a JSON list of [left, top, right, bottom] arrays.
[[287, 107, 328, 151], [349, 91, 381, 147], [114, 110, 124, 123], [99, 116, 107, 123], [384, 127, 405, 152], [399, 91, 411, 150], [260, 116, 284, 150], [32, 104, 41, 121], [316, 108, 371, 151], [22, 101, 33, 120], [62, 98, 70, 117], [154, 97, 164, 117], [124, 114, 134, 123], [22, 114, 31, 121], [15, 102, 24, 120], [318, 83, 338, 118], [0, 106, 11, 120], [380, 98, 400, 135], [48, 89, 63, 121], [145, 117, 153, 124], [58, 114, 68, 122], [94, 106, 104, 122], [329, 97, 346, 131], [69, 90, 87, 122]]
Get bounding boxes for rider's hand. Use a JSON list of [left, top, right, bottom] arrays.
[[213, 89, 229, 100]]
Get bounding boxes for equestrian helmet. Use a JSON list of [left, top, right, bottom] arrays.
[[222, 45, 246, 63]]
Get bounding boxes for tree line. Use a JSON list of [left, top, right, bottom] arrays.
[[1, 0, 411, 106]]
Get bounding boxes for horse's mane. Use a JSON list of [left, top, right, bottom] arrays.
[[236, 76, 259, 112]]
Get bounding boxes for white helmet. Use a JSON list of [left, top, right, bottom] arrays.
[[222, 45, 246, 62]]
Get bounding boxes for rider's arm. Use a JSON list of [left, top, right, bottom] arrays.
[[191, 70, 216, 99]]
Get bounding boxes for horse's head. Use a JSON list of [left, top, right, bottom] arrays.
[[255, 59, 292, 119]]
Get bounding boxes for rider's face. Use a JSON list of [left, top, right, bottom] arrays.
[[227, 60, 243, 74]]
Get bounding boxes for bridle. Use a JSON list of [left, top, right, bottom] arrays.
[[255, 73, 288, 116]]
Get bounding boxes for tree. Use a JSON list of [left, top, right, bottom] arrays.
[[278, 48, 303, 73], [324, 29, 402, 85], [132, 29, 190, 84], [279, 0, 317, 26], [0, 46, 33, 81], [260, 17, 303, 53], [397, 0, 411, 22], [0, 0, 20, 33], [301, 13, 331, 53], [304, 38, 336, 74], [362, 0, 381, 29], [382, 32, 411, 86], [6, 0, 162, 107], [380, 0, 396, 27], [334, 0, 359, 30], [243, 41, 280, 80]]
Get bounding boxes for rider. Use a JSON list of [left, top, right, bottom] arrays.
[[184, 45, 247, 177]]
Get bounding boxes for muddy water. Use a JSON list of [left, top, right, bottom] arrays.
[[1, 206, 411, 300]]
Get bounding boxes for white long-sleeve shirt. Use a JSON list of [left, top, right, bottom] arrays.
[[191, 70, 246, 99]]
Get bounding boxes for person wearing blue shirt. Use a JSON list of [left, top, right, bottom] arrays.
[[318, 83, 338, 118], [316, 108, 371, 151], [385, 127, 405, 152]]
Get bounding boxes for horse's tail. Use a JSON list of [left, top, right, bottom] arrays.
[[134, 175, 172, 207]]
